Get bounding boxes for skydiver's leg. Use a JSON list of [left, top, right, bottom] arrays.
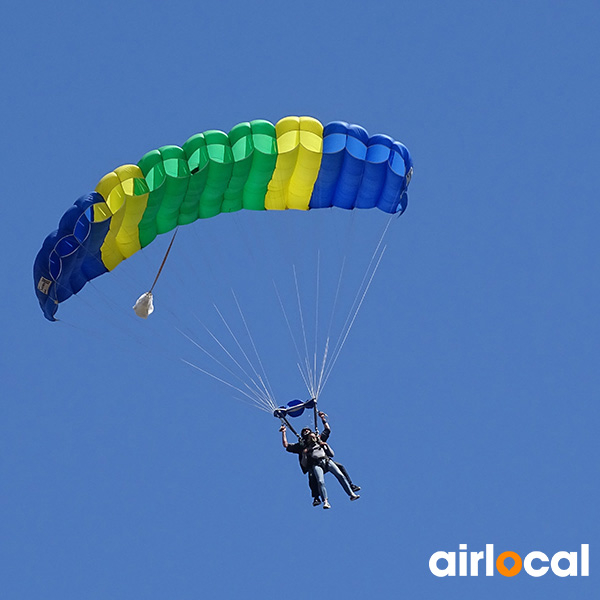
[[326, 460, 355, 497], [335, 462, 360, 492], [308, 470, 320, 502], [311, 465, 328, 503], [335, 462, 352, 484]]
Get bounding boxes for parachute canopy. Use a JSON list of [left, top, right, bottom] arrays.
[[34, 116, 413, 321]]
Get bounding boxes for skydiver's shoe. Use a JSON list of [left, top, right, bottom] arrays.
[[350, 494, 360, 501], [313, 498, 321, 506], [351, 484, 361, 492], [323, 500, 331, 509]]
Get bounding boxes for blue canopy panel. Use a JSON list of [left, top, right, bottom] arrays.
[[310, 121, 413, 214], [33, 193, 111, 321]]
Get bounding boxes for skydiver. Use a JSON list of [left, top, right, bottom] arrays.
[[280, 411, 360, 509], [302, 412, 360, 505], [289, 425, 360, 506]]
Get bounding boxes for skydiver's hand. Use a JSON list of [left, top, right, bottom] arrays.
[[279, 425, 286, 432]]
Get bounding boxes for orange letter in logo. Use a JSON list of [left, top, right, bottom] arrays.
[[496, 551, 523, 577]]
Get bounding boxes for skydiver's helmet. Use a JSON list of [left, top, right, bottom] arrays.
[[301, 427, 313, 440]]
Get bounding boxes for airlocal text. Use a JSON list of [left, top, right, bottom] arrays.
[[429, 544, 589, 577]]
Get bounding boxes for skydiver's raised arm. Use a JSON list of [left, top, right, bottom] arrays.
[[280, 424, 289, 448], [317, 411, 331, 442], [319, 411, 330, 434]]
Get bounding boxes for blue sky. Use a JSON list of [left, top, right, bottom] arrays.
[[1, 1, 598, 598]]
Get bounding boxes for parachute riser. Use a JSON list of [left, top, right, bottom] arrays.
[[279, 416, 300, 440], [274, 397, 320, 439]]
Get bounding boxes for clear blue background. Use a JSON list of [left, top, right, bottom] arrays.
[[1, 1, 598, 598]]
